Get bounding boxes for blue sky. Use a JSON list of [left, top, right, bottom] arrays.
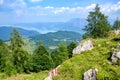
[[0, 0, 120, 24]]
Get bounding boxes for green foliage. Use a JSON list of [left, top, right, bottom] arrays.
[[53, 36, 120, 80], [0, 40, 16, 76], [0, 71, 48, 80], [23, 38, 36, 54], [112, 18, 120, 30], [10, 28, 24, 51], [13, 48, 30, 73], [83, 4, 111, 38], [4, 60, 17, 76], [10, 28, 31, 74], [58, 43, 69, 63], [30, 31, 82, 50], [67, 42, 76, 58], [24, 71, 49, 80], [32, 43, 54, 72], [51, 43, 68, 67], [34, 43, 49, 56], [51, 50, 60, 67]]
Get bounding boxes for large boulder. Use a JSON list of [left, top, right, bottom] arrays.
[[111, 50, 120, 63], [73, 40, 94, 54], [83, 68, 98, 80]]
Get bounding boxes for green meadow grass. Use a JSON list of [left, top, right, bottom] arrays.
[[53, 34, 120, 80], [0, 71, 48, 80]]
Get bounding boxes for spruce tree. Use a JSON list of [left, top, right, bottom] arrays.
[[0, 40, 16, 76], [67, 42, 76, 58], [13, 48, 30, 73], [83, 4, 111, 38], [10, 28, 24, 51], [51, 50, 60, 67], [51, 43, 68, 67], [58, 43, 68, 61], [10, 28, 30, 73], [113, 18, 120, 30], [32, 43, 54, 72]]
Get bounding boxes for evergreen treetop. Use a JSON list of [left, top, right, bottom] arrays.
[[10, 28, 24, 51], [113, 18, 120, 30], [83, 4, 111, 38]]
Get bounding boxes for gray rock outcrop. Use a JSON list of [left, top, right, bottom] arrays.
[[111, 50, 120, 63], [114, 30, 120, 35], [73, 40, 94, 54], [116, 44, 120, 48], [83, 68, 98, 80]]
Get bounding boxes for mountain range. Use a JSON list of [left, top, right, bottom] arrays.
[[30, 31, 82, 50], [0, 26, 40, 41], [0, 26, 82, 50], [10, 18, 86, 34]]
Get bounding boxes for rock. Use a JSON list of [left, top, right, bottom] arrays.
[[106, 42, 110, 45], [98, 44, 101, 47], [83, 68, 98, 80], [107, 62, 112, 65], [114, 30, 120, 35], [44, 72, 52, 80], [111, 50, 120, 63], [116, 44, 120, 48], [73, 40, 94, 54], [56, 65, 61, 69]]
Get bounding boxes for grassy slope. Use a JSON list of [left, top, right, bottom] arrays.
[[1, 32, 120, 80], [53, 34, 120, 80], [0, 71, 48, 80]]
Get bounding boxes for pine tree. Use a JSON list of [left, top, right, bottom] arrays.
[[83, 4, 111, 38], [32, 43, 54, 72], [113, 18, 120, 30], [67, 42, 76, 58]]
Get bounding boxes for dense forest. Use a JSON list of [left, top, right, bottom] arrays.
[[0, 28, 77, 76]]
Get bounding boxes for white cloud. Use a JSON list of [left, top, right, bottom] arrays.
[[53, 7, 70, 14], [54, 9, 63, 14], [69, 7, 83, 13], [86, 4, 96, 10], [0, 0, 3, 5], [45, 6, 54, 9], [100, 2, 120, 19], [101, 2, 120, 13], [30, 0, 42, 3], [0, 0, 120, 23]]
